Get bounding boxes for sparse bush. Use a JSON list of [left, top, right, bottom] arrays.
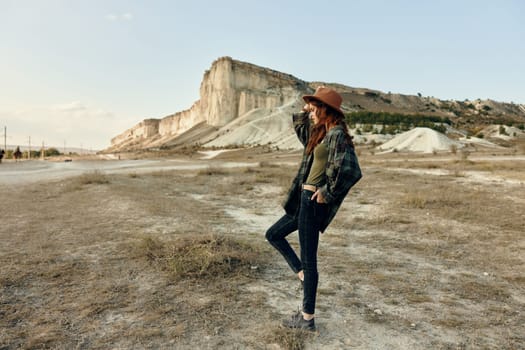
[[385, 125, 399, 134], [363, 124, 374, 133], [346, 111, 452, 128]]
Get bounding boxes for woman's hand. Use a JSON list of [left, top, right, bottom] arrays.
[[311, 189, 326, 203]]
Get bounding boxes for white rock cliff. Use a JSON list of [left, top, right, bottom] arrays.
[[108, 57, 310, 151]]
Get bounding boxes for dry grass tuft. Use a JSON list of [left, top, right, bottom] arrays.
[[197, 167, 230, 176], [138, 234, 263, 281], [267, 327, 313, 350], [63, 170, 111, 191], [76, 170, 110, 185], [400, 188, 463, 210], [258, 161, 280, 168]]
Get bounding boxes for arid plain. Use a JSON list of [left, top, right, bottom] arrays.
[[1, 145, 524, 349]]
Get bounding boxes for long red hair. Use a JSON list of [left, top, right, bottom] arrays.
[[305, 102, 354, 155]]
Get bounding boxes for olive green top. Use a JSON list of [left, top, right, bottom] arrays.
[[305, 142, 328, 186]]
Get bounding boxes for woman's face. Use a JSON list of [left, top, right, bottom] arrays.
[[309, 104, 322, 125]]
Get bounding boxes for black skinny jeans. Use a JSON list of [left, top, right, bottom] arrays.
[[265, 189, 327, 315]]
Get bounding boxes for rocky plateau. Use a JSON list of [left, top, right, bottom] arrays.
[[105, 57, 525, 153]]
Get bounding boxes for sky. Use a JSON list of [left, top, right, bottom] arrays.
[[1, 0, 524, 150]]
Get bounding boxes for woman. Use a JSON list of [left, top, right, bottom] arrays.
[[266, 86, 362, 331]]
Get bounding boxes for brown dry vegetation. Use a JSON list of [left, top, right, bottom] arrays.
[[1, 149, 524, 349]]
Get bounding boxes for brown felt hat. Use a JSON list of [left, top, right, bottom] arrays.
[[303, 86, 344, 117]]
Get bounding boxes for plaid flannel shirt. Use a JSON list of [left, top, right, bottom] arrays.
[[282, 112, 362, 232]]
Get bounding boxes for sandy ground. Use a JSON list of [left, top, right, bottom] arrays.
[[1, 148, 524, 349]]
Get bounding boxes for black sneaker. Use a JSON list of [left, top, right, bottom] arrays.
[[281, 312, 316, 331]]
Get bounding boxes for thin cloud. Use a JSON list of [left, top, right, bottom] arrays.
[[53, 101, 87, 113], [105, 13, 134, 21]]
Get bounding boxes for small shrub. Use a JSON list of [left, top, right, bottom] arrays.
[[363, 124, 374, 133]]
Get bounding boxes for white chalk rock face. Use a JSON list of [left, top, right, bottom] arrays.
[[108, 57, 310, 151], [159, 101, 204, 138]]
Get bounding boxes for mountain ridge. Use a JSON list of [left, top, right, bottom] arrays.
[[105, 57, 525, 152]]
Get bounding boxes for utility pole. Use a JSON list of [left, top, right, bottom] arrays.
[[3, 126, 6, 151], [41, 141, 45, 160], [28, 136, 31, 159], [63, 140, 66, 155]]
